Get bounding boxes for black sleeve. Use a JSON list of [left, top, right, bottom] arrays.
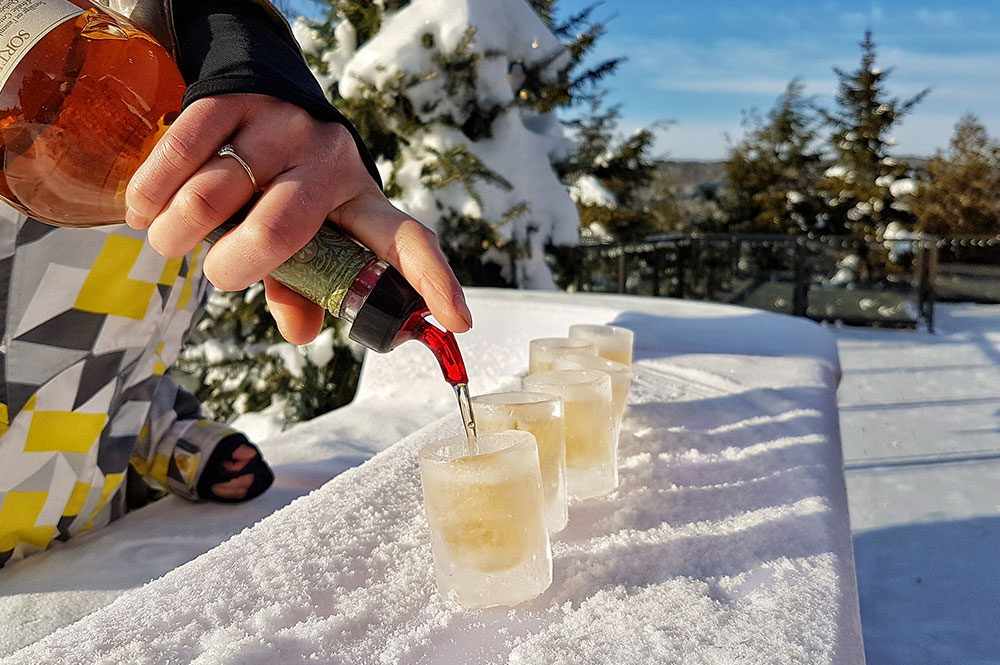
[[171, 0, 382, 189]]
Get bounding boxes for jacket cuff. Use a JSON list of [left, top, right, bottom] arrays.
[[156, 0, 294, 59], [166, 419, 246, 500]]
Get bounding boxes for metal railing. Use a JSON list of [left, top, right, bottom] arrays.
[[548, 234, 1000, 332]]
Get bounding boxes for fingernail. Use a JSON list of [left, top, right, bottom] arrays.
[[125, 207, 148, 229], [454, 291, 473, 330]]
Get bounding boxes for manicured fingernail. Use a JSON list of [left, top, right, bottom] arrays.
[[125, 207, 148, 229], [454, 291, 473, 329]]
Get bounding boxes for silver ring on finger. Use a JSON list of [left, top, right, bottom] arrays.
[[216, 143, 260, 192]]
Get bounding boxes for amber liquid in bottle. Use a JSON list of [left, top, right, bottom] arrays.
[[0, 0, 185, 226]]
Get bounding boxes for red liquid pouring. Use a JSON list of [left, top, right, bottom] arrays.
[[398, 309, 478, 451], [399, 309, 468, 386]]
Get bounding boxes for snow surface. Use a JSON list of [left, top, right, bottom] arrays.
[[835, 304, 1000, 665], [3, 293, 996, 663], [0, 290, 865, 664]]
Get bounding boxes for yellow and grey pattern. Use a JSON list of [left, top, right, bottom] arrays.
[[0, 206, 240, 567]]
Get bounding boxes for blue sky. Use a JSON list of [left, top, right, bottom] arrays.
[[286, 0, 1000, 160]]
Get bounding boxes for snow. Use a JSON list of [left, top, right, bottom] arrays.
[[569, 174, 617, 207], [1, 292, 996, 664], [888, 178, 917, 198], [0, 290, 865, 663], [824, 164, 849, 179], [882, 221, 918, 262], [827, 253, 861, 287], [881, 221, 914, 241], [835, 304, 1000, 664]]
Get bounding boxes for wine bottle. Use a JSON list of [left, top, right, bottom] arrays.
[[0, 0, 424, 353]]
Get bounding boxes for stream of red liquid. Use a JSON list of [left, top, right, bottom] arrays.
[[399, 309, 478, 449]]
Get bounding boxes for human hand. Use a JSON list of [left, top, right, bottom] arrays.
[[124, 93, 473, 344]]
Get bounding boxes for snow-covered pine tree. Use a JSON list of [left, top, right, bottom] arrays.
[[295, 0, 584, 287], [818, 31, 928, 238], [912, 114, 1000, 236], [723, 79, 827, 234], [558, 102, 666, 242], [529, 3, 666, 244]]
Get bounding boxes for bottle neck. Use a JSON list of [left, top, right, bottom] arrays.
[[339, 259, 388, 323]]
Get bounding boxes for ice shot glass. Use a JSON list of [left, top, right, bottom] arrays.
[[418, 431, 552, 608], [568, 324, 635, 366], [528, 337, 597, 374], [552, 353, 631, 436], [524, 370, 618, 499], [471, 392, 568, 534]]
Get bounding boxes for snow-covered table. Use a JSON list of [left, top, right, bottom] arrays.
[[3, 290, 864, 664]]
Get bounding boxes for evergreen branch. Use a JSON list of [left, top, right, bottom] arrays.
[[421, 145, 513, 210], [551, 3, 602, 40], [499, 201, 531, 226]]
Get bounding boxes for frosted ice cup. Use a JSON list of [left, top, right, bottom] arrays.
[[552, 353, 631, 436], [528, 337, 597, 374], [568, 324, 635, 366], [524, 370, 618, 499], [418, 431, 553, 608], [471, 392, 568, 534]]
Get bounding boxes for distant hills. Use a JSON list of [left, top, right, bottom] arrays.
[[656, 160, 727, 195], [648, 157, 930, 198]]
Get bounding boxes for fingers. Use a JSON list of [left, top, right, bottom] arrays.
[[203, 176, 473, 335], [223, 185, 474, 334], [175, 116, 366, 290], [126, 97, 243, 229], [332, 195, 474, 333], [263, 276, 325, 344], [210, 474, 254, 500], [130, 94, 305, 256], [214, 445, 261, 499], [221, 444, 260, 473], [201, 175, 334, 291], [132, 94, 473, 339], [145, 154, 260, 258], [140, 100, 303, 259]]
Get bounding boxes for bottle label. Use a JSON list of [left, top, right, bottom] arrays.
[[0, 0, 83, 87], [269, 225, 377, 316]]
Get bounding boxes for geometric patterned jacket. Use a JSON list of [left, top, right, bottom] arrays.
[[0, 0, 291, 568], [0, 209, 240, 568]]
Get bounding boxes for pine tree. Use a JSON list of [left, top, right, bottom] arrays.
[[818, 30, 928, 237], [912, 114, 1000, 236], [559, 102, 666, 242], [295, 0, 591, 287], [524, 1, 624, 111], [723, 79, 826, 234], [535, 3, 667, 244], [170, 286, 362, 425]]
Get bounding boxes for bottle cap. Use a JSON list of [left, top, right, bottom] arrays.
[[349, 264, 425, 353]]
